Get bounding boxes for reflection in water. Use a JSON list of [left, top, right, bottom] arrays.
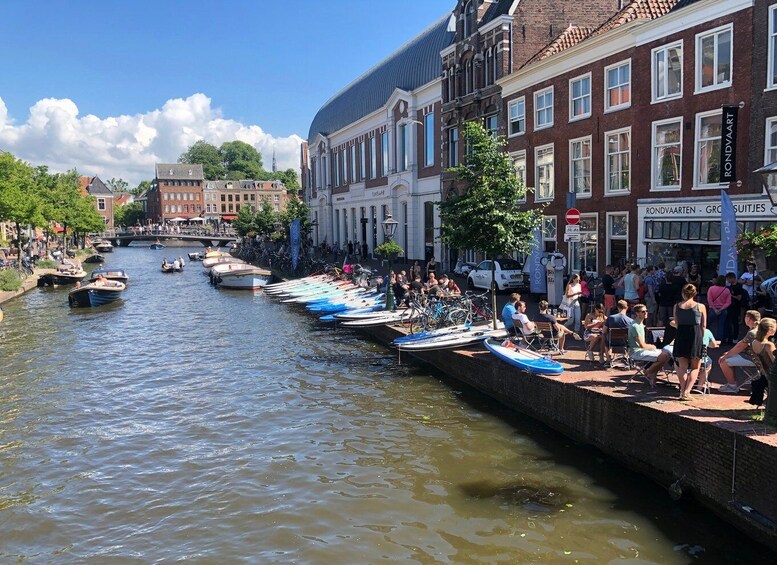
[[0, 247, 770, 563]]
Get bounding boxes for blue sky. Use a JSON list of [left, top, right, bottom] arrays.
[[0, 1, 454, 183]]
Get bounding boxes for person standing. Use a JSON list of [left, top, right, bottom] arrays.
[[600, 265, 616, 314], [564, 273, 583, 333], [412, 260, 422, 281], [673, 284, 707, 401], [725, 272, 747, 345], [706, 276, 731, 340], [579, 270, 591, 322], [347, 241, 354, 256], [425, 256, 437, 282], [620, 264, 640, 307], [656, 266, 683, 327], [739, 262, 757, 307]]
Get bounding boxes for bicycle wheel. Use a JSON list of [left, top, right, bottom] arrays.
[[446, 308, 469, 326], [410, 314, 428, 334]]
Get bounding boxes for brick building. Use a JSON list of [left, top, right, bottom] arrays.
[[203, 179, 291, 223], [79, 176, 114, 230], [147, 164, 204, 223]]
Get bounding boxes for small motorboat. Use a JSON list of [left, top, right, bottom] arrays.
[[68, 281, 126, 307], [84, 253, 105, 264], [202, 256, 244, 273], [90, 268, 129, 284], [188, 252, 204, 261], [39, 268, 88, 287], [161, 260, 183, 273], [212, 265, 272, 289], [150, 242, 165, 250], [94, 240, 114, 253]]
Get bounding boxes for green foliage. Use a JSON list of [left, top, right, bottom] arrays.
[[36, 259, 57, 269], [132, 180, 151, 196], [439, 122, 542, 259], [0, 269, 22, 291], [375, 240, 403, 257], [220, 140, 264, 179], [736, 225, 777, 258], [179, 140, 226, 179], [232, 206, 256, 237], [273, 169, 300, 194], [0, 153, 45, 229], [278, 196, 311, 239], [114, 201, 145, 226], [232, 201, 283, 237], [106, 178, 129, 193]]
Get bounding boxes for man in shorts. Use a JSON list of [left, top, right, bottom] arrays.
[[718, 310, 761, 393], [600, 265, 616, 314], [627, 305, 661, 363]]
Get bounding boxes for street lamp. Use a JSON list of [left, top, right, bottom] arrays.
[[381, 214, 399, 310], [755, 161, 777, 209]]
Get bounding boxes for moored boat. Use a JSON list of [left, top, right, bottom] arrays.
[[94, 240, 114, 253], [202, 256, 245, 272], [39, 269, 88, 287], [68, 281, 126, 307], [150, 242, 165, 250], [214, 265, 273, 290], [84, 253, 105, 264], [90, 268, 129, 284], [161, 263, 183, 273]]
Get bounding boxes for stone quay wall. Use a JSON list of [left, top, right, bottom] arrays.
[[363, 323, 777, 551]]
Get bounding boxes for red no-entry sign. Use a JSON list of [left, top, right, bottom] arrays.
[[565, 208, 580, 225]]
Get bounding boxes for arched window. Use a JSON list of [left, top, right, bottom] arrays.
[[484, 48, 492, 86], [492, 48, 499, 83], [463, 1, 475, 37]]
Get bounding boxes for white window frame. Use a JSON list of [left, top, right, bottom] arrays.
[[765, 117, 777, 165], [508, 97, 525, 137], [534, 87, 554, 130], [333, 150, 339, 186], [569, 73, 591, 122], [769, 5, 777, 90], [651, 41, 683, 103], [572, 214, 598, 273], [651, 117, 683, 192], [350, 144, 357, 182], [511, 150, 527, 204], [693, 109, 723, 189], [542, 215, 557, 250], [381, 131, 389, 176], [606, 212, 629, 266], [484, 114, 497, 138], [370, 137, 377, 179], [397, 124, 408, 172], [534, 143, 554, 202], [604, 127, 631, 195], [569, 136, 592, 198], [695, 23, 733, 94], [604, 59, 631, 112]]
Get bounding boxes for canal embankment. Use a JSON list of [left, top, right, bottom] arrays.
[[355, 322, 777, 551], [0, 268, 54, 307]]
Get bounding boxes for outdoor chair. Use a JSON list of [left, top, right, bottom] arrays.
[[515, 318, 545, 351], [605, 327, 632, 370], [535, 321, 562, 354]]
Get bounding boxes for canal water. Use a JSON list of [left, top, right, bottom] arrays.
[[0, 247, 768, 563]]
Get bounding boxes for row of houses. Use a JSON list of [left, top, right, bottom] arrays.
[[301, 0, 777, 279], [144, 164, 292, 224]]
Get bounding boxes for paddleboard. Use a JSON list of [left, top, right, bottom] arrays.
[[396, 329, 508, 351], [483, 339, 564, 375]]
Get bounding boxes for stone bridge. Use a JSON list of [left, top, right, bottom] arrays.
[[113, 233, 238, 248]]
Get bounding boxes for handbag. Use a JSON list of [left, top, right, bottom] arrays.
[[560, 295, 571, 314]]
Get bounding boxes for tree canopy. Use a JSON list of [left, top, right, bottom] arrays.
[[178, 140, 226, 179], [114, 201, 145, 227]]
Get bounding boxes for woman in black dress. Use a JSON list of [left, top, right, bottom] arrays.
[[672, 283, 707, 401]]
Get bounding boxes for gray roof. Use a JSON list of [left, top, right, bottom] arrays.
[[86, 177, 113, 197], [155, 163, 204, 180], [307, 14, 455, 144]]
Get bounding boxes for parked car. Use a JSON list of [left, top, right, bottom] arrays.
[[467, 258, 529, 292], [453, 258, 477, 276]]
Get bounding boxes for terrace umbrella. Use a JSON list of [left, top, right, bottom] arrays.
[[169, 217, 185, 222], [189, 217, 205, 222]]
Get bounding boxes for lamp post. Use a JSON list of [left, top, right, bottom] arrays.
[[381, 214, 399, 310]]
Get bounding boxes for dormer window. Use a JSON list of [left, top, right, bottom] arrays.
[[188, 169, 193, 176], [169, 168, 174, 175], [463, 1, 475, 37]]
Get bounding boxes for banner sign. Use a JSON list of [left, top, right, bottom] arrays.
[[720, 105, 738, 183], [719, 191, 738, 276], [529, 226, 546, 294], [290, 219, 301, 272]]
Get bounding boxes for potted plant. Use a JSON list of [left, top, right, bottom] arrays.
[[374, 240, 403, 260]]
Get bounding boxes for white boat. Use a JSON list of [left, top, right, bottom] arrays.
[[202, 256, 245, 273], [216, 265, 273, 290]]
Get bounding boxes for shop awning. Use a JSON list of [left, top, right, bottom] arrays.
[[222, 215, 237, 221]]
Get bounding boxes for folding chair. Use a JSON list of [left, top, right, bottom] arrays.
[[535, 322, 562, 354], [515, 318, 545, 351], [606, 327, 632, 369]]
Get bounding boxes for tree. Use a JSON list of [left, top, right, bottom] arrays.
[[278, 196, 312, 240], [232, 206, 256, 237], [132, 180, 151, 196], [115, 201, 144, 227], [106, 177, 129, 193], [0, 153, 45, 250], [254, 201, 278, 236], [221, 140, 264, 180], [274, 168, 300, 194], [439, 122, 543, 329], [179, 140, 226, 179]]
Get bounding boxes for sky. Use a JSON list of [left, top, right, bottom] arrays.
[[0, 0, 454, 186]]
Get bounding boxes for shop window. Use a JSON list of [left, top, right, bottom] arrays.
[[652, 118, 682, 190], [670, 222, 681, 240], [652, 41, 683, 101], [508, 98, 525, 136], [696, 24, 732, 92], [709, 222, 721, 241], [570, 137, 592, 197], [695, 111, 722, 187], [689, 222, 701, 240], [605, 60, 631, 111], [534, 87, 553, 130], [700, 222, 709, 240], [569, 74, 591, 120], [535, 144, 554, 201]]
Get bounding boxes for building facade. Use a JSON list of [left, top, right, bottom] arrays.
[[203, 179, 291, 223], [147, 164, 205, 223], [79, 176, 115, 230]]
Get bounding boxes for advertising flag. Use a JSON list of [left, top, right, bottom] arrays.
[[529, 226, 547, 294], [290, 219, 301, 272], [719, 191, 737, 276]]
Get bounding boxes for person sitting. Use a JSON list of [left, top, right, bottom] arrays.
[[748, 318, 776, 407], [501, 293, 521, 335], [162, 258, 169, 268], [627, 304, 662, 365], [583, 303, 606, 363], [512, 300, 537, 338], [602, 300, 633, 364], [408, 275, 425, 299], [443, 276, 461, 296], [535, 299, 580, 353], [718, 310, 761, 393]]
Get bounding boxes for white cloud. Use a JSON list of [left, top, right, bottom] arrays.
[[0, 93, 303, 186]]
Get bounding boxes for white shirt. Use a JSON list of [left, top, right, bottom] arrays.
[[740, 271, 757, 297]]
